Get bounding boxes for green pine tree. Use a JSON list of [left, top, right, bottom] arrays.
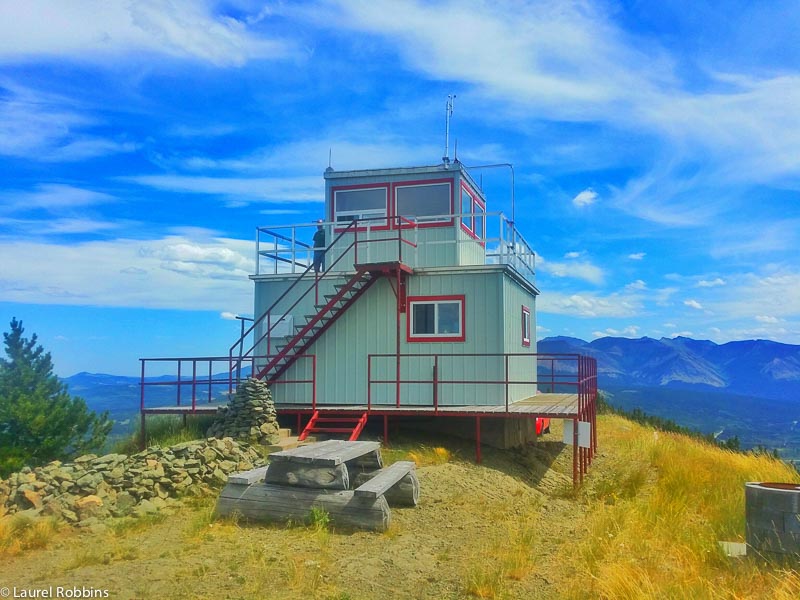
[[0, 318, 112, 476]]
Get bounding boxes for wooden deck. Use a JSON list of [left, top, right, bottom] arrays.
[[141, 393, 579, 418]]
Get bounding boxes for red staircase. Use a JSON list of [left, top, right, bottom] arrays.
[[255, 266, 378, 382], [298, 410, 369, 441]]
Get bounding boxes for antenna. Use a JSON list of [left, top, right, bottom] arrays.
[[442, 94, 456, 165]]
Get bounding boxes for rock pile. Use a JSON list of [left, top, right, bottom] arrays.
[[206, 377, 280, 445], [0, 438, 264, 526]]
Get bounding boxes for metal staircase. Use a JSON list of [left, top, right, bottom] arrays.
[[298, 410, 368, 441], [255, 267, 378, 381]]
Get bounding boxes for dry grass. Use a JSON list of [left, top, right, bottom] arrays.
[[4, 415, 800, 599], [0, 513, 61, 557], [564, 414, 800, 599]]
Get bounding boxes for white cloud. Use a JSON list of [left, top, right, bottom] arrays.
[[628, 252, 646, 260], [592, 326, 640, 338], [538, 255, 604, 285], [220, 311, 238, 321], [663, 322, 677, 329], [120, 175, 323, 203], [684, 299, 704, 310], [625, 279, 647, 291], [564, 251, 582, 259], [697, 277, 726, 288], [755, 315, 779, 324], [0, 184, 116, 212], [539, 292, 640, 318], [0, 84, 138, 161], [572, 189, 598, 207], [0, 235, 255, 311], [0, 0, 290, 66]]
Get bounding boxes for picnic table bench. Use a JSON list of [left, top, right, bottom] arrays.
[[216, 440, 419, 531]]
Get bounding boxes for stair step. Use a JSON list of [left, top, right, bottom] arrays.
[[307, 427, 358, 433], [316, 418, 361, 423]]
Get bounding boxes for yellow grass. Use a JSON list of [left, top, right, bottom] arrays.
[[0, 514, 60, 557], [565, 414, 800, 599]]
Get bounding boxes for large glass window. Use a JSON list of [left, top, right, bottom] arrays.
[[395, 182, 451, 223], [408, 295, 465, 342], [333, 187, 388, 227]]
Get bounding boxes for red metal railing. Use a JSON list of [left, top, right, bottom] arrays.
[[367, 352, 598, 484], [139, 354, 317, 414], [366, 352, 596, 410]]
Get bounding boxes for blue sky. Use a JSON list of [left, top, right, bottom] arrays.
[[1, 1, 799, 376]]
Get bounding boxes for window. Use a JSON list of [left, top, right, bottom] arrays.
[[521, 305, 531, 347], [459, 182, 486, 243], [395, 181, 452, 225], [461, 187, 473, 231], [407, 295, 465, 342], [474, 199, 485, 239], [333, 186, 388, 228]]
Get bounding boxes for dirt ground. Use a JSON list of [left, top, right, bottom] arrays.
[[0, 429, 591, 600]]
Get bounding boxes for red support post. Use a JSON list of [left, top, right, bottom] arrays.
[[433, 356, 439, 412], [572, 417, 579, 487], [367, 355, 372, 411], [504, 354, 509, 412], [312, 355, 317, 410], [475, 417, 482, 464]]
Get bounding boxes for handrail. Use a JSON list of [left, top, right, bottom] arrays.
[[139, 354, 316, 412], [255, 211, 535, 282], [231, 216, 419, 383], [230, 218, 360, 375], [366, 352, 597, 412]]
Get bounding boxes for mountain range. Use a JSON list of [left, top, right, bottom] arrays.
[[538, 335, 800, 460], [538, 335, 800, 401]]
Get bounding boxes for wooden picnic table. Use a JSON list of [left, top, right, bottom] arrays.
[[216, 440, 419, 531]]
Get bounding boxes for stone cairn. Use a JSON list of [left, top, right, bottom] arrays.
[[206, 377, 280, 445], [0, 438, 264, 527]]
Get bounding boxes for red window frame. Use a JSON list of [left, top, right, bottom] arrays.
[[521, 305, 531, 347], [331, 182, 391, 232], [392, 178, 454, 229], [406, 294, 466, 342], [459, 181, 486, 247]]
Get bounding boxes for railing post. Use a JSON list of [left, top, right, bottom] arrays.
[[255, 229, 260, 276], [139, 359, 147, 448], [208, 360, 213, 403], [504, 354, 509, 412], [191, 360, 197, 412], [433, 356, 438, 412], [139, 359, 146, 412], [177, 360, 182, 407]]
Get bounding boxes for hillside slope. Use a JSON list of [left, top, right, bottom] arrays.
[[2, 416, 799, 599]]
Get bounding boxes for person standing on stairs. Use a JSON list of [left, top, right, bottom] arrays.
[[313, 219, 326, 274]]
